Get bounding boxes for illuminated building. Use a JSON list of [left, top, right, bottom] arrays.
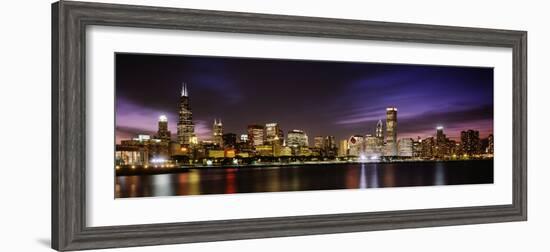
[[297, 147, 313, 156], [376, 119, 384, 140], [278, 128, 285, 144], [348, 135, 365, 157], [115, 146, 147, 166], [323, 136, 337, 156], [313, 135, 336, 156], [117, 134, 170, 165], [385, 107, 398, 156], [265, 123, 282, 145], [279, 146, 293, 156], [212, 119, 223, 147], [338, 139, 348, 157], [255, 145, 273, 156], [436, 126, 446, 144], [225, 149, 236, 158], [236, 152, 250, 158], [448, 140, 461, 157], [287, 129, 308, 147], [398, 138, 413, 157], [177, 82, 196, 146], [412, 137, 422, 158], [314, 136, 324, 149], [272, 135, 282, 156], [247, 125, 265, 146], [155, 115, 171, 141], [207, 150, 225, 158], [236, 133, 253, 154], [222, 133, 237, 148], [461, 129, 481, 155], [421, 137, 435, 158], [435, 126, 449, 158], [205, 148, 236, 159], [365, 134, 382, 158], [133, 134, 150, 142], [169, 142, 188, 156], [487, 134, 494, 154]]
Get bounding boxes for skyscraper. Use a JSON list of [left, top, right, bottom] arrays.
[[376, 119, 384, 140], [177, 82, 196, 146], [155, 115, 171, 141], [287, 129, 308, 147], [420, 137, 435, 158], [247, 125, 265, 146], [213, 119, 223, 147], [338, 139, 348, 157], [385, 107, 398, 156], [436, 126, 446, 144], [348, 135, 365, 157], [398, 138, 413, 157], [323, 136, 337, 156], [461, 129, 481, 155], [314, 136, 324, 149], [365, 134, 382, 158], [435, 126, 448, 158], [265, 123, 282, 145]]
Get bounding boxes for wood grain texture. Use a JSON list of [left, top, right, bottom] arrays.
[[51, 1, 527, 251]]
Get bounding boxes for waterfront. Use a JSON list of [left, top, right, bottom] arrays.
[[115, 160, 493, 198]]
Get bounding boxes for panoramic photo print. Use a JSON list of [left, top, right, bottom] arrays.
[[114, 53, 494, 198]]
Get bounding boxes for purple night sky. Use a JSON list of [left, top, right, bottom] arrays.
[[115, 53, 493, 144]]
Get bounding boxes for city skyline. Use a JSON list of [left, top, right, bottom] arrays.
[[116, 53, 493, 144]]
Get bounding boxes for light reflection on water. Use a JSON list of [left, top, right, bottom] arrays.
[[434, 162, 446, 185], [359, 164, 367, 189], [115, 160, 493, 198], [152, 174, 174, 197]]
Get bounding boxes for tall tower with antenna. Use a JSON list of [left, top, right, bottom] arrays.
[[213, 119, 224, 147], [177, 82, 196, 146], [385, 107, 398, 156]]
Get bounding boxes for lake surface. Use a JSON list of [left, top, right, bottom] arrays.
[[115, 160, 493, 198]]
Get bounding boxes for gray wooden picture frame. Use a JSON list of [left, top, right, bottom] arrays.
[[52, 1, 527, 251]]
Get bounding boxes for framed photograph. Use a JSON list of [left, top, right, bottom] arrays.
[[52, 1, 527, 251]]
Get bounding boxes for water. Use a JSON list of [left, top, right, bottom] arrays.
[[115, 160, 493, 198]]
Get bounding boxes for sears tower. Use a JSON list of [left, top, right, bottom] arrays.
[[385, 107, 398, 156], [177, 82, 196, 146]]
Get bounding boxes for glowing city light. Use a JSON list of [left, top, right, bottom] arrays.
[[151, 158, 166, 163], [115, 98, 493, 177]]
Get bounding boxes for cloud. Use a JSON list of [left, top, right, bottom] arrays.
[[194, 120, 212, 141]]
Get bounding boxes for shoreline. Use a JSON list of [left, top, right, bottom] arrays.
[[115, 158, 493, 176]]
